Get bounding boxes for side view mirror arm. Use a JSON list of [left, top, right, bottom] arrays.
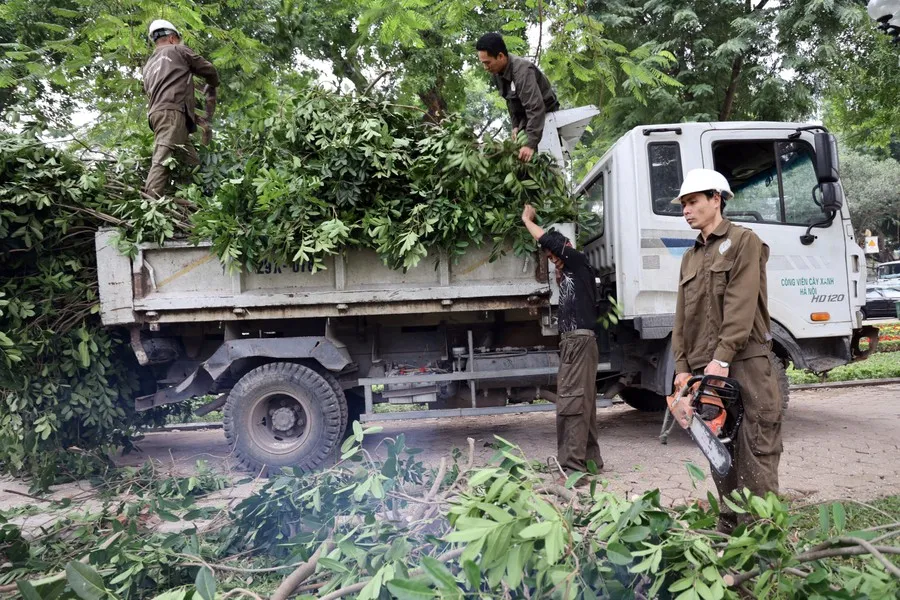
[[800, 185, 837, 245]]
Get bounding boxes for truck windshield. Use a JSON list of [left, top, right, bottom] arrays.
[[712, 140, 822, 226]]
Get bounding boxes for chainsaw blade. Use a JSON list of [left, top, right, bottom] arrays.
[[687, 416, 732, 477]]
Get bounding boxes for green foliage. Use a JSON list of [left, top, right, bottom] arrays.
[[270, 0, 678, 123], [3, 435, 898, 599], [788, 350, 900, 384], [191, 89, 574, 273], [0, 0, 290, 137], [571, 0, 863, 163], [822, 19, 900, 153], [0, 134, 185, 486], [840, 147, 900, 257]]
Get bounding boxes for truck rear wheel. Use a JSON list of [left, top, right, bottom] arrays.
[[224, 362, 344, 474], [618, 388, 667, 412]]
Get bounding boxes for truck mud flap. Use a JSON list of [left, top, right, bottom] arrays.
[[135, 337, 351, 411], [851, 325, 879, 361]]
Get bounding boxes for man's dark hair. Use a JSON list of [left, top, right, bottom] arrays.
[[475, 33, 508, 58], [702, 190, 727, 214]]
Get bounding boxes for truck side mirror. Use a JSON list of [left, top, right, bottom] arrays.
[[819, 182, 843, 212], [814, 132, 839, 183]]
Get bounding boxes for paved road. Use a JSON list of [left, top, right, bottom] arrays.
[[3, 383, 897, 510], [118, 383, 900, 506]]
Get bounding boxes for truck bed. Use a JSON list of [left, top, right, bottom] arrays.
[[95, 229, 561, 326]]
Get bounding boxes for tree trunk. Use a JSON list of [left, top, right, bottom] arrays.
[[719, 54, 743, 121], [329, 47, 368, 94], [418, 79, 448, 123]]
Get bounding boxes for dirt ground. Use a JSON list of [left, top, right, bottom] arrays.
[[2, 383, 898, 515]]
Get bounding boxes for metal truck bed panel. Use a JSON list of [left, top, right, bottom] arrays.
[[95, 229, 555, 326]]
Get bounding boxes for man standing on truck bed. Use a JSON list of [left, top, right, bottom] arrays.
[[671, 168, 783, 534], [521, 204, 603, 481], [476, 33, 559, 163], [143, 19, 219, 199]]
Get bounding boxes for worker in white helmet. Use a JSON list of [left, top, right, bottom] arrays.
[[143, 19, 219, 198], [670, 168, 784, 534]]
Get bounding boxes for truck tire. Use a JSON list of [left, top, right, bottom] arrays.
[[772, 352, 790, 414], [344, 389, 365, 436], [618, 388, 667, 412], [308, 365, 348, 435], [223, 362, 343, 474]]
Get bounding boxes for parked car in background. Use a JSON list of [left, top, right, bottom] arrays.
[[863, 260, 900, 319], [875, 260, 900, 282]]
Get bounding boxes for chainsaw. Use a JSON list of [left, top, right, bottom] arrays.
[[666, 375, 743, 478]]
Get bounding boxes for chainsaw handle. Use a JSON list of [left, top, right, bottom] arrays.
[[676, 375, 705, 399]]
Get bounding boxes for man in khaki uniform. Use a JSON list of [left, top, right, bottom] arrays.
[[671, 168, 783, 533], [476, 33, 560, 163], [521, 204, 602, 481], [143, 19, 219, 198]]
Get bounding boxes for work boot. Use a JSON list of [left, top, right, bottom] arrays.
[[716, 513, 737, 536]]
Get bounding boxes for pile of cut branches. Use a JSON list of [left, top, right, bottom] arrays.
[[3, 433, 898, 600], [0, 134, 194, 486], [190, 89, 573, 272]]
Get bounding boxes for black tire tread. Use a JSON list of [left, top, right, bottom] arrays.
[[772, 351, 790, 414], [306, 363, 348, 434], [618, 388, 667, 412]]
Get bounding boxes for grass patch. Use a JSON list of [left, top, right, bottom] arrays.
[[789, 495, 900, 571], [788, 351, 900, 384], [791, 495, 900, 533], [374, 403, 429, 413]]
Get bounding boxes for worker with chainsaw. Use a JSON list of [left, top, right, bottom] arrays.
[[143, 19, 219, 199], [521, 204, 603, 482], [671, 168, 783, 534], [476, 33, 560, 163]]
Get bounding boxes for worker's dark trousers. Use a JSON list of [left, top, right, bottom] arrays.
[[145, 109, 200, 199], [710, 354, 784, 532], [556, 330, 603, 473]]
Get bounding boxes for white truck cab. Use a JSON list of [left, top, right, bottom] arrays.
[[575, 122, 872, 408]]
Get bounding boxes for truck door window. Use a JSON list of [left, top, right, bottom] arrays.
[[579, 172, 604, 244], [712, 139, 821, 226], [649, 142, 684, 216]]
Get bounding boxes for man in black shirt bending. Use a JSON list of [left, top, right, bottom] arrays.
[[522, 204, 603, 479]]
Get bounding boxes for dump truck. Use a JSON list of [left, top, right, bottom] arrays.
[[96, 109, 875, 472]]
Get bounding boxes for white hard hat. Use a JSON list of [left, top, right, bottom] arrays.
[[671, 168, 734, 204], [148, 19, 180, 41]]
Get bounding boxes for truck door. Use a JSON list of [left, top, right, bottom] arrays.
[[700, 129, 853, 339]]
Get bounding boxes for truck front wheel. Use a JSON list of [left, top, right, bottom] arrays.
[[618, 388, 667, 412], [224, 362, 344, 474]]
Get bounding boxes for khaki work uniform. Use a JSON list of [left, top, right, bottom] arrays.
[[672, 219, 783, 529], [142, 44, 219, 198], [557, 330, 603, 473], [492, 54, 560, 150], [539, 231, 603, 474]]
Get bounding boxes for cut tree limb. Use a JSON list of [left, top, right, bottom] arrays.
[[271, 539, 335, 600], [724, 542, 900, 587], [316, 548, 465, 600], [834, 537, 900, 579]]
